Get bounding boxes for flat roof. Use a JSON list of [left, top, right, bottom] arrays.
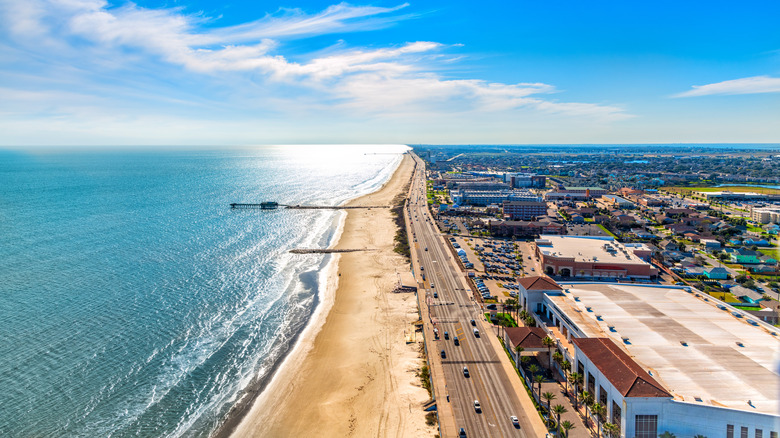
[[556, 283, 780, 415], [537, 235, 649, 265]]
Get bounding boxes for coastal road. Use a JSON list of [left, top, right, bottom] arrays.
[[406, 154, 539, 438]]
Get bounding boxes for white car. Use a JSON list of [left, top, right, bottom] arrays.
[[510, 415, 519, 427], [473, 400, 481, 413]]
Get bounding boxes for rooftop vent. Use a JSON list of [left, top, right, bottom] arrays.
[[622, 337, 631, 345], [574, 296, 580, 301], [586, 306, 593, 312], [608, 325, 616, 332], [596, 315, 603, 321], [694, 396, 703, 402], [680, 341, 688, 347], [736, 342, 745, 347]]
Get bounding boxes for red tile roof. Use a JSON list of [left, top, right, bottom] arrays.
[[505, 327, 549, 350], [572, 338, 671, 398], [518, 276, 562, 291]]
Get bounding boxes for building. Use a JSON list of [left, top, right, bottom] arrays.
[[516, 279, 780, 438], [504, 172, 546, 188], [535, 235, 658, 279], [751, 208, 780, 224], [703, 266, 729, 279], [486, 220, 566, 237], [601, 194, 636, 209], [451, 189, 541, 206], [562, 186, 608, 197], [502, 200, 548, 220], [456, 181, 511, 191], [701, 238, 721, 250], [701, 191, 780, 202]]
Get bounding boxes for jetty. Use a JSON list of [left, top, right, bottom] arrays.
[[289, 248, 373, 254], [230, 202, 389, 210]]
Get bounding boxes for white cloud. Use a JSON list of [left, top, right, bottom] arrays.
[[0, 0, 631, 145], [674, 75, 780, 97]]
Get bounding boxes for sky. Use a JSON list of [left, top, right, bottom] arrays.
[[0, 0, 778, 146]]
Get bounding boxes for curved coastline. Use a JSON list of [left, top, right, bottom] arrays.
[[214, 152, 413, 438]]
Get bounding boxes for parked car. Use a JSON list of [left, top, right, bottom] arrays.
[[440, 349, 446, 358]]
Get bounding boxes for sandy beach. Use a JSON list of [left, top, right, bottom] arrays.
[[230, 154, 433, 438]]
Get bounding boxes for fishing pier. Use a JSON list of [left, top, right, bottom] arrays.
[[230, 202, 389, 210]]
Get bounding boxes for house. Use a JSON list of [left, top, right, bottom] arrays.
[[659, 239, 679, 252], [503, 327, 549, 364], [683, 232, 701, 242], [703, 267, 729, 280], [731, 285, 764, 303], [744, 238, 771, 247], [701, 239, 721, 250], [723, 248, 762, 264]]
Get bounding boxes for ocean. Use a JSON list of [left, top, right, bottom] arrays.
[[0, 145, 408, 437]]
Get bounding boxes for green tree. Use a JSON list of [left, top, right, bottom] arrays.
[[659, 432, 677, 438], [552, 404, 568, 431], [603, 422, 620, 438], [542, 391, 556, 416], [560, 420, 575, 438], [581, 391, 594, 431], [534, 374, 545, 398], [592, 402, 606, 437], [514, 345, 524, 371], [542, 336, 556, 370], [568, 372, 582, 409]]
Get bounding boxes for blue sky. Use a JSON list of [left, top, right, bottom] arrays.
[[0, 0, 778, 145]]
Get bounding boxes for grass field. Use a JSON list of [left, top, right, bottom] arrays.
[[597, 224, 617, 238], [709, 291, 742, 303], [662, 185, 780, 195]]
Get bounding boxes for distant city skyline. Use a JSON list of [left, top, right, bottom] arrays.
[[0, 0, 778, 146]]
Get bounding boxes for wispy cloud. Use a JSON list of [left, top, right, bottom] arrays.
[[673, 75, 780, 97], [0, 0, 631, 145]]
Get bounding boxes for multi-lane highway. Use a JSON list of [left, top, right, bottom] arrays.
[[405, 153, 538, 438]]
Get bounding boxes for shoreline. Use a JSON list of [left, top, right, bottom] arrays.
[[212, 211, 347, 438], [229, 152, 431, 438], [220, 152, 429, 438]]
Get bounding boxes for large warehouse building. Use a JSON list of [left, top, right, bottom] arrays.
[[535, 235, 657, 279], [516, 278, 780, 438]]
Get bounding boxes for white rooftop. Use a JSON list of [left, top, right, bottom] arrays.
[[537, 235, 649, 265], [556, 283, 780, 415]]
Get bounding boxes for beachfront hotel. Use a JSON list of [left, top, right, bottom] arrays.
[[514, 277, 780, 437], [535, 235, 657, 280]]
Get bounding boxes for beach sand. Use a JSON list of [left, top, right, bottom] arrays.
[[230, 154, 433, 438]]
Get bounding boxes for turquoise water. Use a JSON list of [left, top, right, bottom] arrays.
[[0, 145, 406, 437]]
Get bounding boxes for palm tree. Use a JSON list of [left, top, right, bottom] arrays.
[[603, 422, 619, 438], [658, 433, 676, 438], [534, 374, 545, 398], [560, 420, 575, 438], [542, 391, 556, 415], [528, 364, 540, 383], [561, 360, 571, 393], [552, 404, 567, 431], [581, 391, 594, 430], [542, 336, 556, 370], [693, 435, 707, 438], [592, 402, 606, 437], [567, 372, 582, 409], [514, 345, 524, 369]]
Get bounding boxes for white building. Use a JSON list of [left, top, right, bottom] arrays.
[[516, 279, 780, 437]]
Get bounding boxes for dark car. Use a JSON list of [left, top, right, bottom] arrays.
[[444, 331, 449, 340], [462, 366, 469, 377], [458, 428, 467, 438], [440, 349, 446, 359], [470, 319, 476, 326]]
